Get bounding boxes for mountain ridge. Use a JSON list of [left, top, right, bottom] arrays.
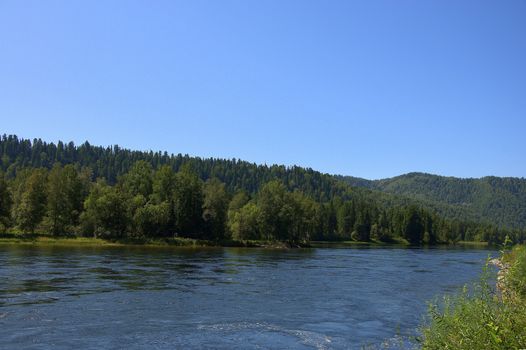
[[339, 172, 526, 229], [340, 171, 525, 185]]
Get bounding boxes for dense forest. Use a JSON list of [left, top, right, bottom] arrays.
[[341, 172, 526, 229], [0, 134, 524, 245]]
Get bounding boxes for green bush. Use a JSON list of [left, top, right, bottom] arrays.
[[505, 245, 526, 298], [420, 250, 526, 349]]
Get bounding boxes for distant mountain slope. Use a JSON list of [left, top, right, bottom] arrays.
[[340, 172, 526, 229]]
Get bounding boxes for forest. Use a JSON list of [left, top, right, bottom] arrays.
[[341, 172, 526, 229], [0, 134, 524, 245]]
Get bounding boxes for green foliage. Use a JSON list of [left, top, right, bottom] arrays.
[[228, 202, 261, 241], [0, 172, 11, 232], [353, 210, 372, 242], [80, 180, 129, 237], [174, 165, 203, 235], [342, 172, 526, 230], [133, 202, 171, 237], [421, 248, 526, 349], [254, 181, 317, 243], [403, 206, 425, 244], [151, 165, 177, 203], [286, 191, 319, 243], [46, 164, 85, 235], [0, 135, 524, 243], [120, 160, 153, 198], [336, 201, 355, 240], [202, 178, 230, 240], [505, 245, 526, 298], [257, 180, 289, 241], [0, 135, 348, 202], [228, 191, 250, 211], [14, 168, 48, 233]]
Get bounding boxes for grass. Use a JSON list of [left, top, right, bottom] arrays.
[[0, 233, 307, 249], [453, 240, 490, 247], [0, 233, 491, 250], [310, 237, 412, 247], [419, 245, 526, 349], [311, 239, 492, 248], [503, 245, 526, 298], [0, 233, 219, 248]]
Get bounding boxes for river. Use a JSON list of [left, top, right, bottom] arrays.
[[0, 245, 496, 349]]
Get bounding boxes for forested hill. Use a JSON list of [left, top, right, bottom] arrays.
[[340, 172, 526, 229], [0, 134, 524, 244], [0, 135, 348, 201]]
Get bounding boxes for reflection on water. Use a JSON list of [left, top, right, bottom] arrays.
[[0, 245, 495, 349]]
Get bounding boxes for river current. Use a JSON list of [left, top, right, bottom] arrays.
[[0, 245, 495, 349]]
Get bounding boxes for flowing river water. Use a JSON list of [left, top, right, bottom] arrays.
[[0, 244, 496, 349]]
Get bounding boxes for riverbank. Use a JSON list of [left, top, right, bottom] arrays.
[[0, 233, 495, 250], [420, 244, 526, 349], [310, 238, 410, 247], [310, 239, 491, 249], [0, 234, 306, 249]]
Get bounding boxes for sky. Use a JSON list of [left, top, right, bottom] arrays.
[[0, 1, 525, 180]]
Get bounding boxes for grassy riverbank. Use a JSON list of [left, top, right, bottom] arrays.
[[420, 244, 526, 349], [0, 234, 213, 248], [310, 239, 492, 249], [0, 233, 494, 249], [0, 233, 496, 250], [0, 233, 306, 249]]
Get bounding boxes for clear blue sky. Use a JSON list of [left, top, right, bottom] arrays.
[[1, 1, 525, 179]]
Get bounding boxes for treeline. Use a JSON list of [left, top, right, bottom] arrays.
[[0, 134, 346, 201], [341, 172, 526, 229], [0, 135, 524, 244], [1, 161, 524, 244]]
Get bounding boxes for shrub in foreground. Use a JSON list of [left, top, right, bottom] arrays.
[[420, 247, 526, 349]]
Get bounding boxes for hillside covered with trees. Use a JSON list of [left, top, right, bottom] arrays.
[[0, 135, 524, 245], [340, 172, 526, 230]]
